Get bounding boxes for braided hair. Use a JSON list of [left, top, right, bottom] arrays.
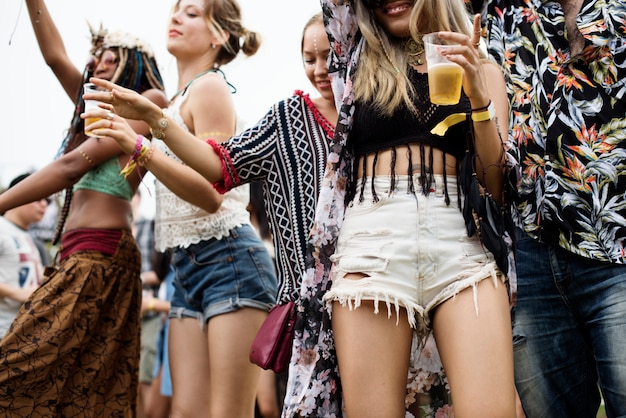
[[52, 26, 165, 245]]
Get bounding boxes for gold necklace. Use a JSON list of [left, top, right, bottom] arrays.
[[406, 36, 424, 66]]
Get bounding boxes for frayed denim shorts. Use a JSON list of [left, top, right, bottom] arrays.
[[169, 224, 278, 327], [324, 175, 504, 330]]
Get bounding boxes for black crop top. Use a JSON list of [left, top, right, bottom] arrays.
[[350, 69, 471, 159], [347, 69, 472, 204]]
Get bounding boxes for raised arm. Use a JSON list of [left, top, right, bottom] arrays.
[[25, 0, 83, 101], [84, 78, 225, 183], [438, 15, 508, 203]]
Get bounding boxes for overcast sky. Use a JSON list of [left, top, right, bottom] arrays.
[[1, 0, 321, 215]]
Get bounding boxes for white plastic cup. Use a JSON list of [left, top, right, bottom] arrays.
[[83, 83, 103, 136]]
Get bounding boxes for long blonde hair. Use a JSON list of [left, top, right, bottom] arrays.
[[353, 0, 474, 116]]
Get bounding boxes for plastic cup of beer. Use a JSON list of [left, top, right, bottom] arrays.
[[83, 82, 104, 136], [423, 33, 463, 106]]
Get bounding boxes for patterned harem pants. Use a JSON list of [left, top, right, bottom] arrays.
[[0, 229, 142, 417]]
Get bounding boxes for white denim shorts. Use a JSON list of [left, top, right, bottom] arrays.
[[325, 174, 504, 330]]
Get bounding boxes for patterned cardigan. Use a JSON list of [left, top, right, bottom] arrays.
[[212, 90, 334, 303]]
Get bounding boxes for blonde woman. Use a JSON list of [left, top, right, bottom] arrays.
[[279, 0, 516, 417]]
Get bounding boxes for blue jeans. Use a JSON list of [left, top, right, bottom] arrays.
[[153, 267, 174, 397], [513, 230, 626, 418]]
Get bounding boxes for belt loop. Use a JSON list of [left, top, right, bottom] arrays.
[[412, 173, 421, 189], [434, 175, 444, 198]]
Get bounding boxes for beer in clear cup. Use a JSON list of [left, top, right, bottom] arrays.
[[423, 33, 463, 106], [83, 83, 103, 136]]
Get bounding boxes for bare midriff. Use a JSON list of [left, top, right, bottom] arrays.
[[357, 143, 458, 178], [64, 189, 133, 232]]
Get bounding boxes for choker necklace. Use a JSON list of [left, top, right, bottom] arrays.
[[406, 36, 424, 66]]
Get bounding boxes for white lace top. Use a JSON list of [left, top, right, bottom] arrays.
[[154, 81, 251, 252]]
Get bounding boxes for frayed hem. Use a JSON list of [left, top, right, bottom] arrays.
[[425, 261, 504, 322], [323, 288, 425, 329]]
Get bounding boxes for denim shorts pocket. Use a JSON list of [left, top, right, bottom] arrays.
[[171, 242, 221, 295], [188, 242, 227, 266], [345, 194, 389, 216], [511, 308, 526, 349], [170, 248, 193, 292], [331, 253, 389, 275], [332, 229, 392, 276], [246, 245, 279, 294]]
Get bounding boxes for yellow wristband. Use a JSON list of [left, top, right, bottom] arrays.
[[148, 298, 156, 312], [471, 100, 496, 122]]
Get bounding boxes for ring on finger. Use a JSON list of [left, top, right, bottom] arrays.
[[109, 121, 113, 128], [106, 111, 115, 120]]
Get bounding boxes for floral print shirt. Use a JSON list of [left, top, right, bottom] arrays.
[[281, 1, 452, 416], [485, 0, 626, 262]]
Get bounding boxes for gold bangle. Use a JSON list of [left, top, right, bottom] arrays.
[[148, 298, 156, 312], [471, 100, 496, 122], [150, 110, 168, 140]]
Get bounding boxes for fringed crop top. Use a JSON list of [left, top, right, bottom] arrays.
[[348, 69, 471, 203], [73, 157, 133, 201]]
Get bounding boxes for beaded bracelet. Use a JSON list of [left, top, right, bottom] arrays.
[[138, 140, 156, 166], [120, 135, 150, 178]]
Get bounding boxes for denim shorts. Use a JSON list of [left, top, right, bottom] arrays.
[[169, 224, 278, 326], [324, 175, 503, 330]]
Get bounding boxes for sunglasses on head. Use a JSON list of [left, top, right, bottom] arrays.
[[360, 0, 386, 10]]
